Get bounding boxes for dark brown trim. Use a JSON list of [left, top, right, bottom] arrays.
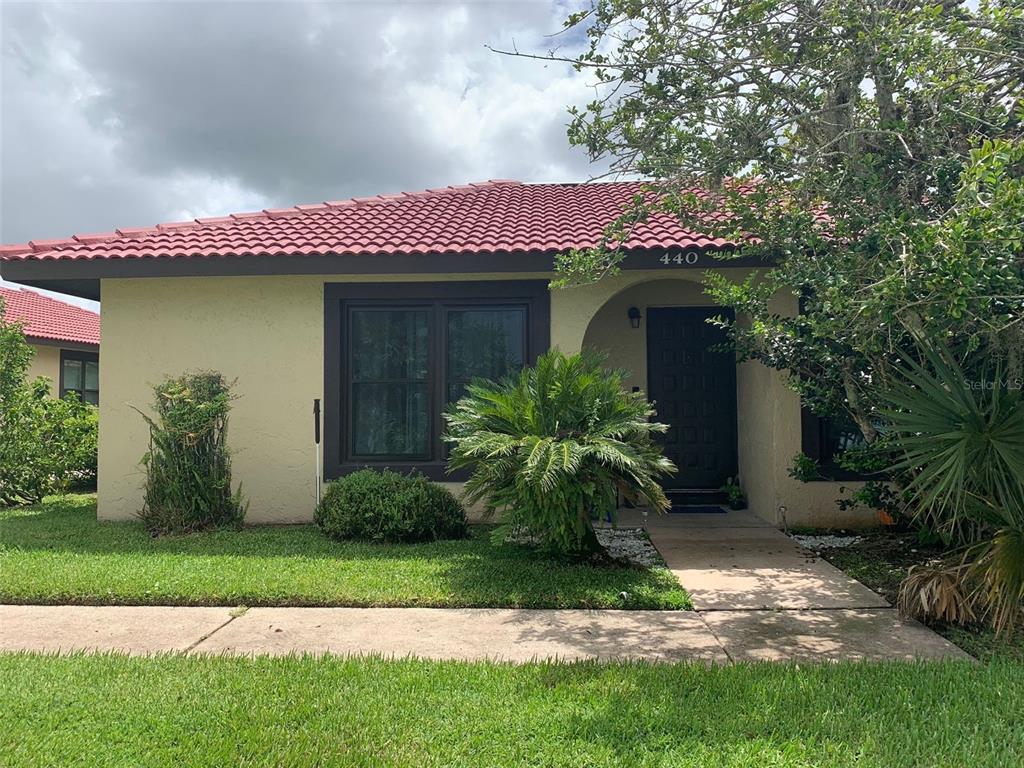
[[324, 281, 550, 482], [59, 348, 99, 404], [1, 246, 771, 300], [26, 336, 99, 353]]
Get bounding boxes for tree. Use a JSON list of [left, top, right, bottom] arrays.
[[0, 296, 99, 506], [506, 0, 1024, 439]]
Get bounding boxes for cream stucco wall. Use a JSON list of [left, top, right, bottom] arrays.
[[27, 343, 61, 396], [98, 270, 870, 527], [99, 273, 553, 523]]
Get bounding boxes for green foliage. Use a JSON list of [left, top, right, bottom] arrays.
[[787, 453, 823, 483], [882, 342, 1024, 633], [0, 297, 97, 505], [719, 476, 746, 510], [444, 350, 675, 556], [315, 469, 468, 544], [136, 371, 245, 533], [538, 0, 1024, 443]]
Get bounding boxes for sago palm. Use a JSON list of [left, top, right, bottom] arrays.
[[444, 350, 676, 556]]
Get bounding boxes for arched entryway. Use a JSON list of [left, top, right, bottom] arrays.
[[580, 278, 739, 495]]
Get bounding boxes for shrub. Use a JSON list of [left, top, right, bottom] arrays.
[[883, 342, 1024, 635], [38, 390, 98, 493], [315, 469, 467, 543], [0, 299, 98, 505], [136, 371, 246, 533], [444, 350, 675, 556]]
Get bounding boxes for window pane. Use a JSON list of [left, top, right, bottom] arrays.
[[824, 416, 866, 462], [84, 361, 99, 390], [63, 359, 82, 391], [351, 382, 428, 457], [447, 309, 525, 403], [351, 309, 428, 381], [82, 390, 99, 406]]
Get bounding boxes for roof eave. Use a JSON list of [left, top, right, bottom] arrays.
[[0, 244, 762, 301], [25, 334, 100, 351]]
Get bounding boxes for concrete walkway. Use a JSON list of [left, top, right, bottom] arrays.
[[0, 605, 728, 663], [617, 507, 969, 662], [0, 508, 969, 663]]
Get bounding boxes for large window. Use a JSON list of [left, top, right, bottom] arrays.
[[325, 282, 549, 479], [60, 350, 99, 405]]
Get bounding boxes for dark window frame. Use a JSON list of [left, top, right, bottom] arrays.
[[59, 348, 99, 405], [800, 407, 870, 481], [324, 281, 550, 481]]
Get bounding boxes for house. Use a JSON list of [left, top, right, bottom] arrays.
[[0, 180, 867, 527], [0, 284, 100, 403]]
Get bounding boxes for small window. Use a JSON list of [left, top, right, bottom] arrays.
[[800, 408, 867, 480], [60, 350, 99, 405]]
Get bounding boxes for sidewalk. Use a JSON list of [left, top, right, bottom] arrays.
[[0, 600, 967, 663]]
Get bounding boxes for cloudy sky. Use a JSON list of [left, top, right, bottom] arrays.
[[0, 0, 604, 249]]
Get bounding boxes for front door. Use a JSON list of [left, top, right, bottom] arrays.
[[646, 307, 738, 489]]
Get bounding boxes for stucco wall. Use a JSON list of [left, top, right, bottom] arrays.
[[27, 343, 61, 397], [98, 270, 870, 527], [99, 273, 552, 523]]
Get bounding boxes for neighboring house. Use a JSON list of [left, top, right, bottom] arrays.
[[0, 285, 100, 403], [0, 180, 865, 527]]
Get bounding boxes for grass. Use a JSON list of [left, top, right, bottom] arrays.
[[0, 495, 689, 610], [2, 653, 1023, 767], [816, 530, 1024, 662]]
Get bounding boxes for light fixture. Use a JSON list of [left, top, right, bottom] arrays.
[[628, 306, 642, 329]]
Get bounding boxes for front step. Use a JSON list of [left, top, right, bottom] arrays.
[[663, 489, 729, 507]]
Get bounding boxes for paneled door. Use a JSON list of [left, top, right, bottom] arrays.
[[646, 307, 738, 489]]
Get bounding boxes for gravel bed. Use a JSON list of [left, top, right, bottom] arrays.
[[595, 527, 665, 568], [505, 527, 665, 568], [790, 534, 863, 551]]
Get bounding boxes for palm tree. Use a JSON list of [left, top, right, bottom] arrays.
[[884, 343, 1024, 634], [444, 350, 675, 556]]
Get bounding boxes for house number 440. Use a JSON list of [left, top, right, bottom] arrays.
[[660, 253, 700, 266]]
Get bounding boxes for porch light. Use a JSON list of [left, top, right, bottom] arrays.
[[628, 306, 642, 329]]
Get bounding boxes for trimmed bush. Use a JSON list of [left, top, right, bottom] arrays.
[[315, 469, 468, 543], [136, 371, 246, 534]]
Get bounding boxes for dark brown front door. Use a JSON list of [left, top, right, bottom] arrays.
[[646, 307, 737, 489]]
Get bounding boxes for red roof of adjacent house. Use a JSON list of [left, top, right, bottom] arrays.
[[0, 286, 100, 346], [0, 180, 736, 263]]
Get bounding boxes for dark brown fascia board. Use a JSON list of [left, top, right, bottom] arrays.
[[25, 335, 99, 353], [0, 246, 768, 301]]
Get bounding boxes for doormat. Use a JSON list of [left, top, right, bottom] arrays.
[[668, 505, 727, 514]]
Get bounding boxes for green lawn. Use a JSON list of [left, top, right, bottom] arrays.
[[0, 495, 689, 610], [2, 653, 1022, 767]]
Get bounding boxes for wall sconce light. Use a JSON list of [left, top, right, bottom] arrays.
[[628, 306, 642, 329]]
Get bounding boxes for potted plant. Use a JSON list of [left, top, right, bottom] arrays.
[[720, 476, 747, 510]]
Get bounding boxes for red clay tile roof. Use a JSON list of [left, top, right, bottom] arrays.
[[0, 286, 100, 346], [0, 181, 734, 263]]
